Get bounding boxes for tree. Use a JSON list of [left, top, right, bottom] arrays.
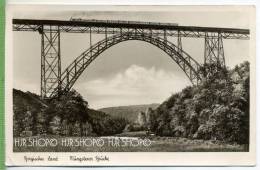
[[45, 90, 90, 136]]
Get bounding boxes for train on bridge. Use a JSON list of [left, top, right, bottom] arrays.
[[69, 17, 179, 26]]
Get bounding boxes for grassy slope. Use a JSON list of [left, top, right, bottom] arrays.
[[13, 136, 247, 152]]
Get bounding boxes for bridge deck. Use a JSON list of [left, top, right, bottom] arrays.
[[13, 19, 250, 39], [13, 19, 249, 34]]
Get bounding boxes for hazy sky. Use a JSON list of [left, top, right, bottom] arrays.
[[12, 6, 251, 109]]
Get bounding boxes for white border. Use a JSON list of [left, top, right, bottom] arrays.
[[6, 0, 260, 5]]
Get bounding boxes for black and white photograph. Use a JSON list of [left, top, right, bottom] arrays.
[[5, 5, 256, 166]]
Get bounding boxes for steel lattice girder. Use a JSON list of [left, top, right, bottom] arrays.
[[204, 33, 225, 67], [40, 25, 61, 98], [13, 19, 250, 40], [49, 32, 202, 97]]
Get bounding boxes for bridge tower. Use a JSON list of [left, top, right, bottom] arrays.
[[204, 32, 225, 68], [39, 25, 61, 99]]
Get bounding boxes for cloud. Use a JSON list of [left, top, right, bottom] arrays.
[[76, 65, 190, 109]]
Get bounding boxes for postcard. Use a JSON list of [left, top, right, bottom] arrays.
[[5, 5, 256, 166]]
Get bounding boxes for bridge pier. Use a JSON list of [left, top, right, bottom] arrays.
[[204, 33, 225, 68], [40, 26, 61, 99]]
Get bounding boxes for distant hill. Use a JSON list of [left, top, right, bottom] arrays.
[[98, 104, 159, 123]]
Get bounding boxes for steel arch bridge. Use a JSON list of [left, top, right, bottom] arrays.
[[12, 19, 250, 99]]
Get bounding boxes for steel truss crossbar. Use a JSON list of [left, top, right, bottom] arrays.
[[49, 32, 202, 97]]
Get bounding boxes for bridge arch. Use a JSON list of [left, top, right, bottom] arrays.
[[50, 32, 202, 97]]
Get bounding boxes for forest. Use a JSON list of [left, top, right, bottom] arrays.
[[13, 61, 250, 145]]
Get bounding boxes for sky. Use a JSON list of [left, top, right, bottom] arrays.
[[12, 6, 251, 109]]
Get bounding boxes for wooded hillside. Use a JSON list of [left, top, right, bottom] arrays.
[[148, 61, 250, 144], [13, 89, 128, 137]]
